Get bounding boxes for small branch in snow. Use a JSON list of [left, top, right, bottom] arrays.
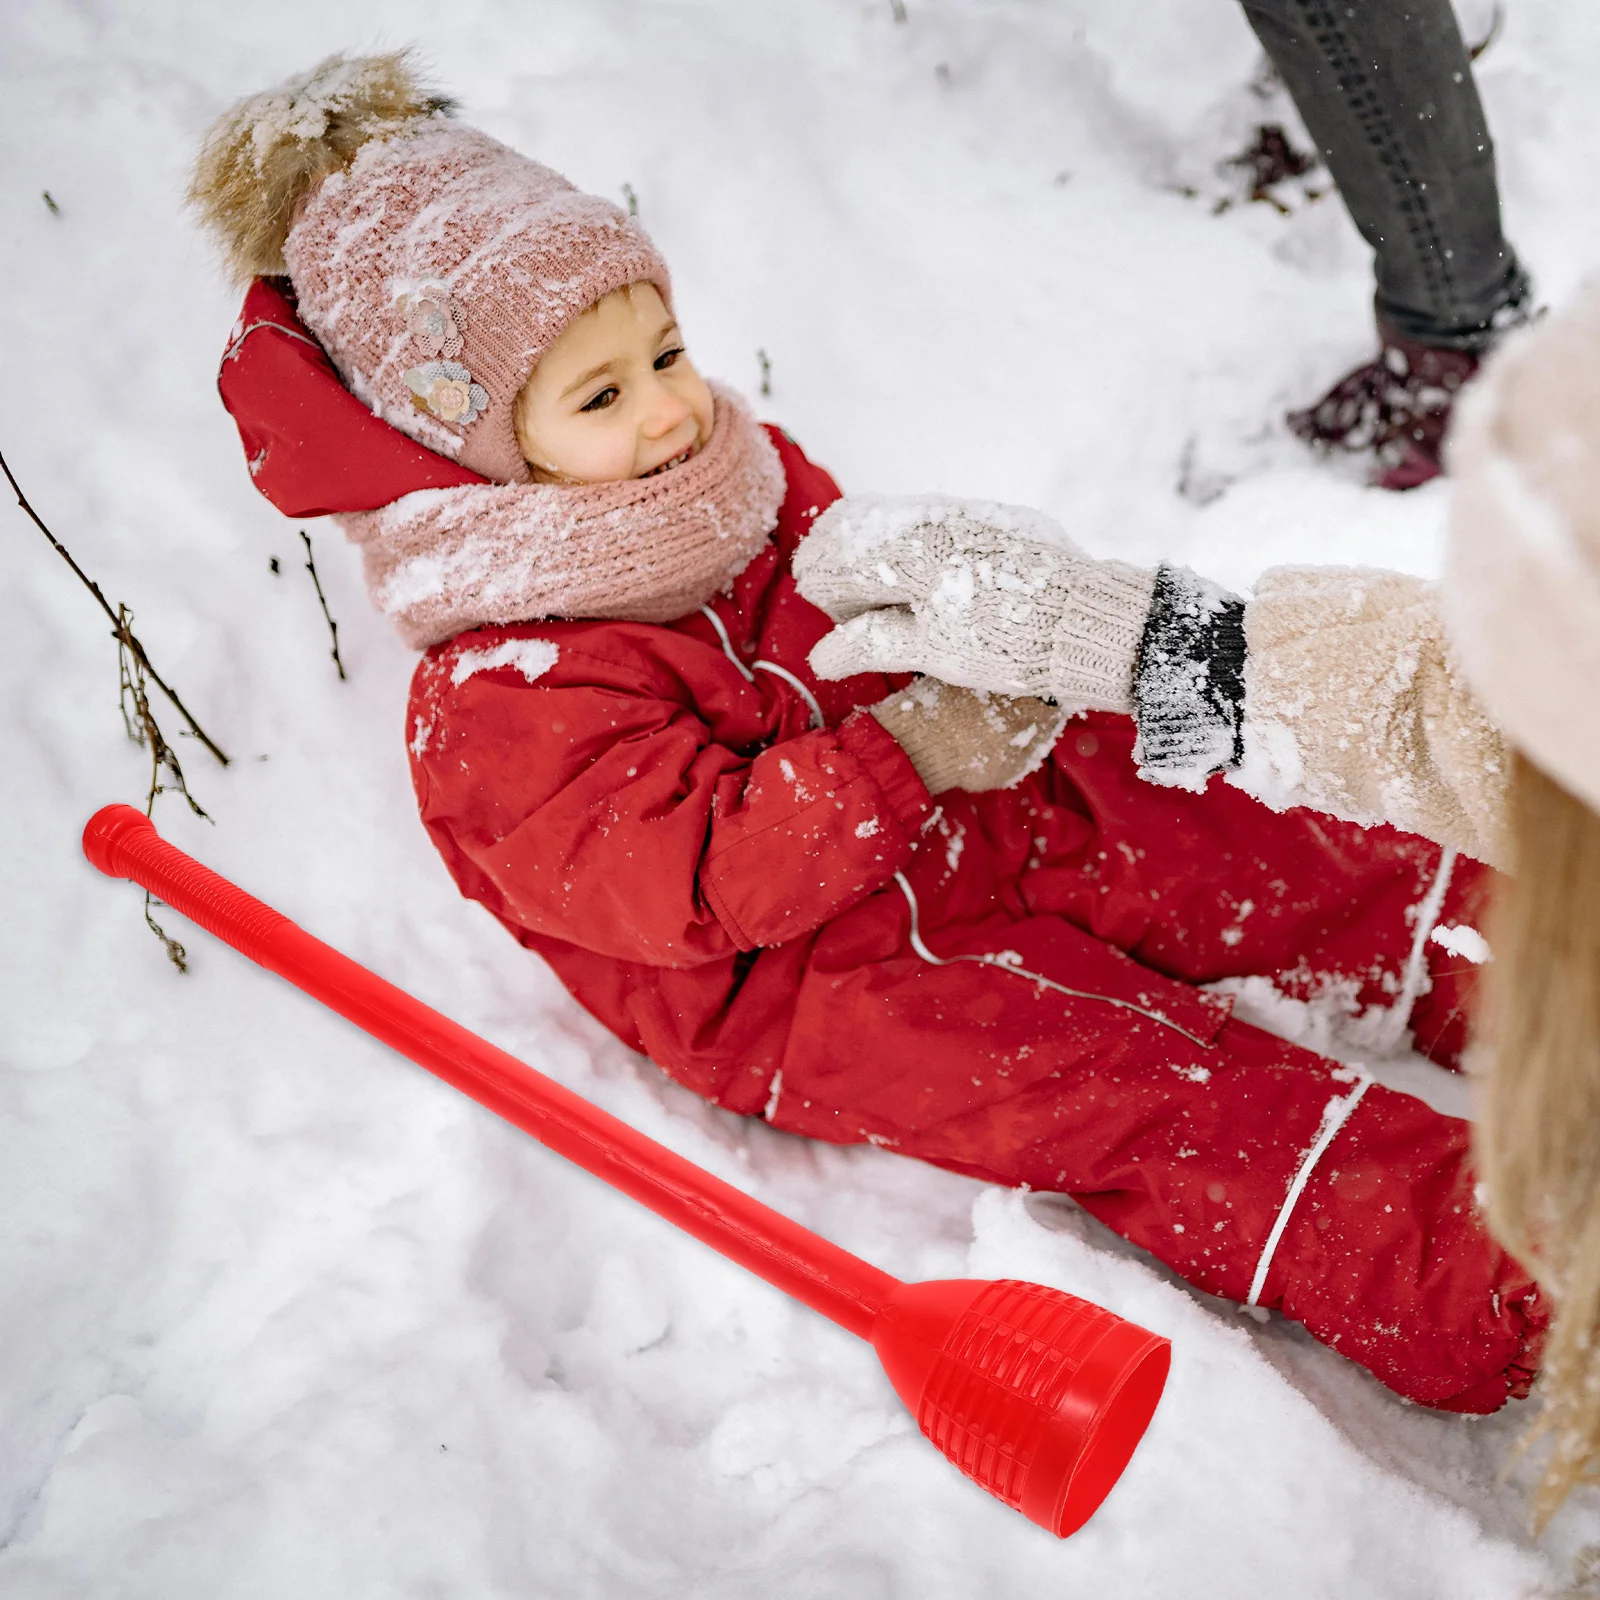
[[0, 446, 231, 767], [757, 348, 772, 398], [116, 599, 205, 971], [41, 191, 61, 216], [142, 892, 188, 972], [299, 528, 346, 681], [114, 603, 209, 823], [2, 445, 231, 973], [888, 0, 907, 20], [621, 182, 639, 218]]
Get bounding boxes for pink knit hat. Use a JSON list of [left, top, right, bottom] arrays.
[[280, 120, 672, 484]]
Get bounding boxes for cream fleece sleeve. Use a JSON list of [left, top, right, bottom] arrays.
[[1234, 566, 1511, 867]]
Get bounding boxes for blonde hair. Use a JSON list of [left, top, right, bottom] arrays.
[[1478, 749, 1600, 1524]]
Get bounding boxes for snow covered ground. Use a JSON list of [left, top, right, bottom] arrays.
[[6, 1, 1600, 1594]]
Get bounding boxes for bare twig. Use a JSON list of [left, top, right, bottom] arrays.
[[1, 446, 230, 766], [142, 894, 187, 970], [621, 182, 639, 218], [4, 445, 227, 973], [115, 604, 208, 821], [298, 529, 346, 680], [756, 349, 772, 399], [41, 191, 61, 216], [115, 600, 205, 971]]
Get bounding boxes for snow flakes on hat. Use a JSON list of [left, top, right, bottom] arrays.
[[282, 120, 673, 483]]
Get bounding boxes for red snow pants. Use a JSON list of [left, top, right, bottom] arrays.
[[526, 714, 1540, 1413]]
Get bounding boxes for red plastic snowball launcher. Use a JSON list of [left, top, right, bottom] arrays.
[[82, 804, 1170, 1537]]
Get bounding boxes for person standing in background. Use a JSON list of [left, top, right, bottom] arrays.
[[1239, 0, 1530, 488]]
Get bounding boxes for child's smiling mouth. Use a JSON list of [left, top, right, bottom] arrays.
[[640, 442, 698, 478]]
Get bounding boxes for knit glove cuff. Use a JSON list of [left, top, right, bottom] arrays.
[[869, 680, 1066, 795], [1045, 559, 1158, 710], [1131, 563, 1247, 789]]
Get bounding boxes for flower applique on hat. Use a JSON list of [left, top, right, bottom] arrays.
[[393, 272, 490, 426], [406, 362, 489, 425]]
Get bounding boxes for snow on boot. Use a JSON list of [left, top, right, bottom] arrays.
[[1288, 325, 1480, 491]]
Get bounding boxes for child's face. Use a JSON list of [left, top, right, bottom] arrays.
[[513, 283, 715, 484]]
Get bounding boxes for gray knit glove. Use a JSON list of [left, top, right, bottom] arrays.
[[795, 495, 1157, 707]]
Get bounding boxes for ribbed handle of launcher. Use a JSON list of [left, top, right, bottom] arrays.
[[83, 805, 291, 964]]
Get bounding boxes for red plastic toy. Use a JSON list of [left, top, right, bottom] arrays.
[[83, 803, 1170, 1537]]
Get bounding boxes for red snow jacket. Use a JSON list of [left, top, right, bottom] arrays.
[[221, 279, 1542, 1414]]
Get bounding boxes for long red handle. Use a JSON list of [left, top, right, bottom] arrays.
[[83, 805, 898, 1338]]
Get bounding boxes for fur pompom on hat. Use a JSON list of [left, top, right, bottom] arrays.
[[1444, 279, 1600, 817], [190, 53, 673, 483], [188, 52, 456, 284]]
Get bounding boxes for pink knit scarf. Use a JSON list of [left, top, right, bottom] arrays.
[[338, 385, 786, 648]]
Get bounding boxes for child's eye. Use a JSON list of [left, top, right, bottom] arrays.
[[654, 347, 683, 371], [580, 385, 620, 413]]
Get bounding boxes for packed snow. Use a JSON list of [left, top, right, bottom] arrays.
[[6, 1, 1600, 1595], [808, 491, 1082, 560], [1434, 921, 1495, 966], [450, 637, 561, 688]]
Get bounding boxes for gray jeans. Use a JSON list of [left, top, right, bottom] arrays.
[[1240, 0, 1529, 349]]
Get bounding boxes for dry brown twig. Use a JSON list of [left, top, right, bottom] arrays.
[[116, 602, 206, 968], [2, 445, 230, 970], [299, 528, 346, 680]]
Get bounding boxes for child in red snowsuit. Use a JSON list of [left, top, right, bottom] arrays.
[[196, 54, 1542, 1415]]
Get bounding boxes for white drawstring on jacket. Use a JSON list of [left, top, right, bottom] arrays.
[[892, 870, 1215, 1047], [699, 603, 825, 730]]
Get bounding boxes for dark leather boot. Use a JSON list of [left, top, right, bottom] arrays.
[[1288, 324, 1481, 490]]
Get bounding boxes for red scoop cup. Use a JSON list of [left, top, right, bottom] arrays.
[[84, 804, 1169, 1535]]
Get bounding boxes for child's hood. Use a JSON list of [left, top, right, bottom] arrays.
[[219, 277, 484, 518], [218, 279, 785, 649]]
